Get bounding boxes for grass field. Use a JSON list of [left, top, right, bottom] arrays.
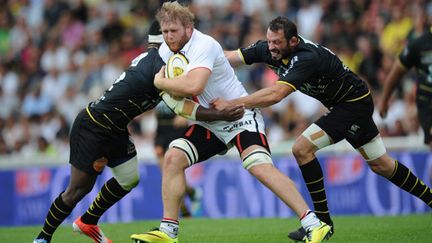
[[1, 214, 431, 243]]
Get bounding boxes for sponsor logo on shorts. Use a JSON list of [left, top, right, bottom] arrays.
[[128, 144, 136, 154], [222, 120, 252, 132], [348, 124, 360, 135]]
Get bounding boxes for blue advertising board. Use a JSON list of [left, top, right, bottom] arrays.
[[0, 151, 431, 226]]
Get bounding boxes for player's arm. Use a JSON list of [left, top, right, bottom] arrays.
[[155, 66, 210, 97], [212, 82, 294, 110], [224, 50, 245, 67], [161, 92, 244, 121], [378, 59, 407, 118]]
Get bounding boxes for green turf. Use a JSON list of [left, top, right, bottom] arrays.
[[1, 214, 431, 242]]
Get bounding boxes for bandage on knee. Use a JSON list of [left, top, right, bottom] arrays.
[[111, 156, 139, 191], [356, 135, 386, 161], [168, 138, 198, 166], [242, 148, 273, 170], [302, 123, 332, 150]]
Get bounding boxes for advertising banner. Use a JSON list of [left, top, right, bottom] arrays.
[[0, 152, 431, 226]]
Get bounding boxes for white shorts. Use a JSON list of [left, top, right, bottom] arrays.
[[194, 108, 266, 144]]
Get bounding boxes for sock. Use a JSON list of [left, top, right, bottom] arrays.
[[300, 210, 320, 231], [300, 158, 333, 226], [81, 177, 130, 225], [160, 218, 179, 239], [388, 160, 432, 207], [37, 193, 73, 241]]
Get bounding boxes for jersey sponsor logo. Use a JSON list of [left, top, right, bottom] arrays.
[[222, 120, 252, 132], [281, 56, 298, 77]]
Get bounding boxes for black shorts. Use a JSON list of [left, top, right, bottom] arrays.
[[69, 109, 137, 175], [417, 103, 432, 144], [315, 95, 379, 149], [155, 125, 187, 151], [181, 124, 270, 163]]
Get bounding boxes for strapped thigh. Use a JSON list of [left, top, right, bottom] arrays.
[[174, 125, 228, 166]]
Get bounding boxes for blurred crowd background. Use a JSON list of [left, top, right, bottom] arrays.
[[0, 0, 431, 160]]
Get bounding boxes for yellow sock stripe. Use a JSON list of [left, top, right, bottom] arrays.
[[310, 188, 325, 194], [315, 210, 329, 214], [400, 170, 411, 188], [41, 229, 52, 236], [419, 186, 428, 198], [428, 199, 432, 206], [53, 202, 69, 215], [48, 210, 61, 221], [86, 210, 101, 217], [408, 178, 419, 192], [104, 183, 122, 199], [99, 192, 115, 204], [306, 177, 324, 185], [389, 160, 398, 179], [313, 198, 327, 203], [45, 219, 55, 228], [86, 106, 111, 130], [94, 200, 108, 210]]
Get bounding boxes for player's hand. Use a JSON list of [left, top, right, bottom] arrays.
[[378, 100, 389, 118], [213, 103, 245, 121], [211, 98, 231, 111], [154, 66, 166, 89]]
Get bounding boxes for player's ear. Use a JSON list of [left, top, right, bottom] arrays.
[[288, 36, 299, 48]]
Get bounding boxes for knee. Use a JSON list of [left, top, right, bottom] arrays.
[[62, 184, 93, 206], [292, 138, 315, 162], [118, 175, 139, 191], [163, 149, 189, 173], [368, 155, 395, 177]]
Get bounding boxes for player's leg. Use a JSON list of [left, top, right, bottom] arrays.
[[34, 110, 100, 243], [359, 136, 432, 207], [417, 106, 432, 150], [34, 164, 98, 243], [235, 131, 331, 243], [292, 125, 334, 226], [131, 125, 227, 243], [74, 133, 139, 243]]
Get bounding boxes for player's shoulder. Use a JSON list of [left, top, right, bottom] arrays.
[[191, 29, 222, 51]]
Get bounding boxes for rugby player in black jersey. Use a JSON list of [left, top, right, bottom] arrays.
[[379, 27, 432, 149], [33, 21, 244, 243], [217, 16, 432, 242]]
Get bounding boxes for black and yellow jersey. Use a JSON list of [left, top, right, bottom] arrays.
[[239, 37, 370, 108], [399, 29, 432, 104], [88, 47, 164, 131]]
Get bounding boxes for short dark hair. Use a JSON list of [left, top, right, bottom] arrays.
[[269, 16, 298, 40]]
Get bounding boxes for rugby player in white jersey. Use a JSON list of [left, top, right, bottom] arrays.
[[130, 2, 330, 243]]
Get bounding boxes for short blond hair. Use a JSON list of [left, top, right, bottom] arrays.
[[156, 1, 195, 28]]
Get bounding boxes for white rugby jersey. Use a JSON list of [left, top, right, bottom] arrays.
[[159, 29, 265, 144], [159, 29, 248, 107]]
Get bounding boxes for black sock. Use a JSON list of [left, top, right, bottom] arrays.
[[388, 160, 432, 207], [37, 193, 73, 241], [81, 177, 130, 225], [300, 158, 333, 226]]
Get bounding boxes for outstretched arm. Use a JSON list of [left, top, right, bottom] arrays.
[[378, 59, 407, 118], [224, 50, 245, 67], [161, 92, 244, 122], [212, 82, 294, 110]]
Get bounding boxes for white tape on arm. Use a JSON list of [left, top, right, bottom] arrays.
[[161, 92, 198, 120]]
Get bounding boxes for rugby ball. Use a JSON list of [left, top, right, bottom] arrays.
[[165, 53, 189, 78]]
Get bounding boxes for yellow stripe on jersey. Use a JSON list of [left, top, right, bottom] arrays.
[[86, 106, 111, 130], [345, 90, 371, 102], [237, 49, 246, 64], [276, 80, 297, 91]]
